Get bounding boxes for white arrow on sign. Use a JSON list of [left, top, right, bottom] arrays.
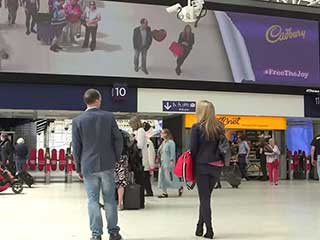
[[163, 102, 172, 110]]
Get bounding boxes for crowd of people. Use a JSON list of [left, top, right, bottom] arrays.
[[0, 0, 101, 52]]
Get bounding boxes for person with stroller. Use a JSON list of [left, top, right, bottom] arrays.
[[82, 1, 101, 51], [14, 138, 28, 175], [22, 0, 40, 35]]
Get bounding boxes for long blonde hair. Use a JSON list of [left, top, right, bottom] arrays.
[[196, 100, 222, 140]]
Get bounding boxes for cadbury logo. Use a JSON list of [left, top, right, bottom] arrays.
[[217, 116, 241, 126], [265, 25, 306, 44]]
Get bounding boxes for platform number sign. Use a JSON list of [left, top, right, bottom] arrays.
[[112, 84, 128, 101], [304, 89, 320, 117]]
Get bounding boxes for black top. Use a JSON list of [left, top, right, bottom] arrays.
[[311, 135, 320, 158], [1, 140, 14, 163], [189, 123, 223, 166], [178, 32, 195, 50], [14, 143, 29, 162], [133, 26, 153, 50]]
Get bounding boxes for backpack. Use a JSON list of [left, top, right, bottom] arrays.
[[174, 151, 195, 190]]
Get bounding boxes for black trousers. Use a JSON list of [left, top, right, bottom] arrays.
[[25, 10, 36, 32], [83, 26, 98, 50], [196, 166, 220, 230], [8, 5, 18, 24], [144, 170, 153, 195], [176, 47, 191, 69], [238, 154, 248, 179], [260, 156, 268, 180]]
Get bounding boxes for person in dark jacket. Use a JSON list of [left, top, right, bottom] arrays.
[[258, 138, 268, 181], [72, 89, 123, 240], [5, 0, 22, 25], [14, 138, 28, 174], [0, 133, 14, 173], [190, 100, 224, 239], [175, 24, 195, 75], [133, 18, 152, 75], [22, 0, 40, 35]]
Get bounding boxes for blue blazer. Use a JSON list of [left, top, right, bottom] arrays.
[[72, 108, 123, 176]]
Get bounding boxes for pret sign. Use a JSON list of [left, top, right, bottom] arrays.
[[162, 101, 196, 112]]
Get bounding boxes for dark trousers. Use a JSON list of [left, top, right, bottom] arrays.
[[260, 156, 268, 180], [238, 154, 248, 179], [25, 10, 36, 32], [196, 170, 218, 230], [83, 26, 98, 50], [144, 170, 153, 195], [134, 48, 148, 71], [133, 169, 145, 209], [176, 47, 191, 70], [8, 5, 18, 24]]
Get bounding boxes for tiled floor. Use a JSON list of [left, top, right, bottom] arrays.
[[2, 180, 320, 240]]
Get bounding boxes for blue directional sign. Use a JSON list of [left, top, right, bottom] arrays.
[[162, 101, 196, 112]]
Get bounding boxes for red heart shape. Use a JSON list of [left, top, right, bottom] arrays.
[[152, 29, 167, 42]]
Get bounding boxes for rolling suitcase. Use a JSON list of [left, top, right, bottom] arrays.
[[17, 171, 34, 188], [123, 183, 141, 210], [223, 164, 242, 188]]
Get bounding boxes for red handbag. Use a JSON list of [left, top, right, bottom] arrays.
[[169, 41, 184, 57], [174, 151, 196, 190]]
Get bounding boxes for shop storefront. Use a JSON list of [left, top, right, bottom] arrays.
[[184, 114, 288, 179]]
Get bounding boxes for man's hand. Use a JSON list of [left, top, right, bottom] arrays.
[[78, 173, 83, 181]]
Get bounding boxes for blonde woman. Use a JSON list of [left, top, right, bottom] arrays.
[[129, 115, 154, 197], [264, 138, 281, 185], [190, 100, 224, 239]]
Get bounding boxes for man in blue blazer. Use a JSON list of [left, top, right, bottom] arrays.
[[72, 89, 123, 240]]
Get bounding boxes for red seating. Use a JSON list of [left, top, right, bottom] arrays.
[[59, 149, 66, 171], [51, 149, 58, 171], [38, 149, 45, 171], [27, 148, 37, 171]]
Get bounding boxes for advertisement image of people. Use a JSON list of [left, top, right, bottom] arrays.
[[0, 0, 319, 87]]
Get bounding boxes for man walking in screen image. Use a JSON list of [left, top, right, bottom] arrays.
[[5, 0, 22, 25], [72, 89, 124, 240], [22, 0, 40, 35], [133, 18, 152, 75]]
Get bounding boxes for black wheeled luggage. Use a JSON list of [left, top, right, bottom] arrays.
[[123, 183, 141, 210], [223, 164, 242, 188]]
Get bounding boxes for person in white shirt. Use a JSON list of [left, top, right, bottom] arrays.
[[82, 0, 101, 51], [129, 116, 154, 197], [264, 138, 281, 186]]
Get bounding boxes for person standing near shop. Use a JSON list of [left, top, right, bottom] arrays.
[[190, 100, 224, 239], [175, 24, 195, 76], [82, 1, 101, 51], [265, 138, 281, 186], [14, 138, 28, 175], [64, 0, 82, 45], [22, 0, 40, 35], [133, 18, 152, 75], [5, 0, 22, 25], [129, 115, 154, 197], [238, 135, 250, 181], [157, 129, 183, 198], [72, 89, 123, 240], [258, 138, 268, 181], [311, 134, 320, 181]]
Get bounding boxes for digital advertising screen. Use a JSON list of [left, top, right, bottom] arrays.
[[0, 0, 319, 88]]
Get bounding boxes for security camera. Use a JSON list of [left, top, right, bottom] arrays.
[[166, 0, 207, 27], [166, 3, 182, 13]]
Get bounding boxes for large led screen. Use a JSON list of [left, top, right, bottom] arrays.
[[0, 0, 319, 87]]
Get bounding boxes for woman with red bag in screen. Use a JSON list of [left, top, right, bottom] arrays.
[[175, 24, 195, 76], [190, 100, 224, 239]]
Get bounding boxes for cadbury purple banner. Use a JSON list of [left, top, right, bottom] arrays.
[[216, 11, 320, 87]]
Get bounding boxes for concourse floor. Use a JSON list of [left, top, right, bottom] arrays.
[[1, 181, 320, 240]]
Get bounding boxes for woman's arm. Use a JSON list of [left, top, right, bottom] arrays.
[[189, 125, 198, 160], [169, 141, 176, 162], [274, 145, 281, 155]]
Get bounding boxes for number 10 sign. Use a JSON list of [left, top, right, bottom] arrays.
[[111, 84, 128, 101]]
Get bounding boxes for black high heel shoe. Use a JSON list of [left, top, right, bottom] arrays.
[[204, 228, 214, 239], [195, 224, 203, 237]]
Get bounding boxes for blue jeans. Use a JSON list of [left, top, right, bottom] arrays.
[[84, 169, 120, 237]]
